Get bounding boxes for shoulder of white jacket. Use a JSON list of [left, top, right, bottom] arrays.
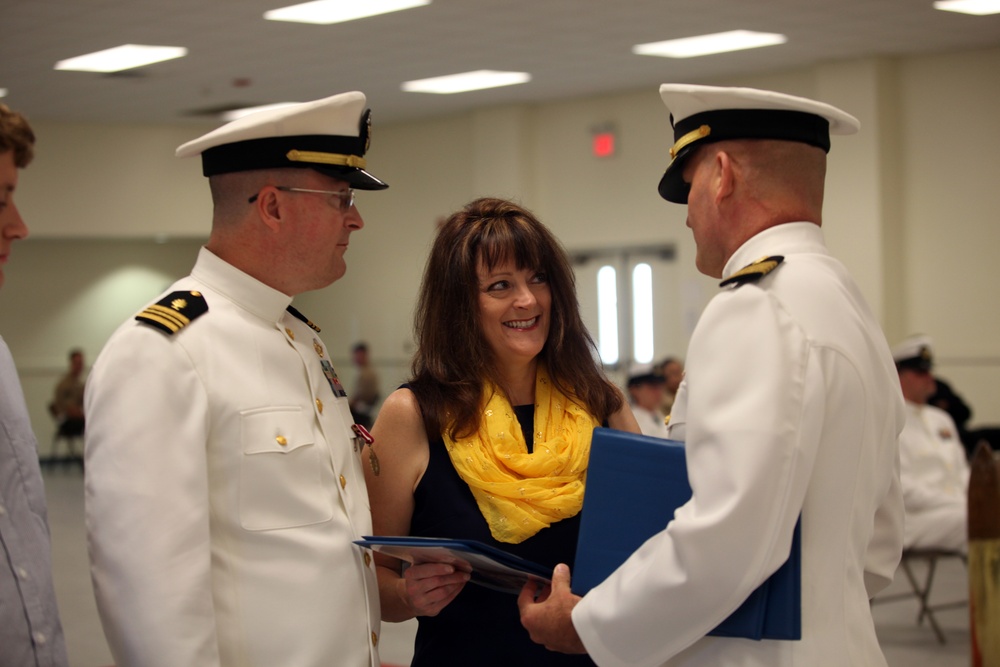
[[134, 290, 209, 335], [719, 255, 785, 288]]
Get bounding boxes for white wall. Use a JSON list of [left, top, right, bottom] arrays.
[[16, 122, 216, 238], [3, 47, 1000, 448], [897, 48, 1000, 420]]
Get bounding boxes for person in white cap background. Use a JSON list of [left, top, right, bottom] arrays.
[[85, 92, 387, 667], [892, 335, 969, 552], [520, 84, 905, 667], [626, 363, 670, 438]]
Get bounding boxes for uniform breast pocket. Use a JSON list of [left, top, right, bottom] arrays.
[[239, 407, 333, 531]]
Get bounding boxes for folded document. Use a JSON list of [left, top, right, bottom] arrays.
[[355, 535, 551, 594]]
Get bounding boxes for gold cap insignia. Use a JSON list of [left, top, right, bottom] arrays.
[[361, 108, 372, 154]]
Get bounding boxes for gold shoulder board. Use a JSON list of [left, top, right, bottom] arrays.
[[719, 255, 785, 288], [135, 291, 209, 335], [286, 305, 321, 332]]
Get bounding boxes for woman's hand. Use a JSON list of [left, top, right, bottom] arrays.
[[399, 562, 471, 617]]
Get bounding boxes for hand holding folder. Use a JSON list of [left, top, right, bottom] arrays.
[[572, 427, 801, 641], [354, 536, 551, 594]]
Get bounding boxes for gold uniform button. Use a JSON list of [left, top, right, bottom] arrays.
[[285, 327, 294, 340], [315, 398, 323, 414], [371, 631, 378, 647], [339, 474, 347, 489], [364, 552, 372, 567], [276, 435, 288, 447]]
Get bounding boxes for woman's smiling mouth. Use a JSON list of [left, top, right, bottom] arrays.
[[504, 316, 539, 330]]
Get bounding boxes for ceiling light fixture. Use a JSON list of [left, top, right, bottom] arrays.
[[633, 30, 787, 58], [933, 0, 1000, 14], [0, 88, 7, 99], [55, 45, 188, 73], [402, 70, 531, 94], [264, 0, 430, 24]]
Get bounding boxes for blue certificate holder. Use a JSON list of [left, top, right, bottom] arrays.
[[354, 535, 551, 594], [573, 427, 801, 640]]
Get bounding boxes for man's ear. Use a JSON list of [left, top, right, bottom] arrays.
[[254, 186, 283, 233], [715, 150, 736, 204]]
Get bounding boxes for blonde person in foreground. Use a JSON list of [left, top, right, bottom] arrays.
[[518, 84, 905, 666], [85, 93, 388, 667]]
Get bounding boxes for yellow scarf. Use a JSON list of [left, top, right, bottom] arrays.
[[443, 365, 599, 544]]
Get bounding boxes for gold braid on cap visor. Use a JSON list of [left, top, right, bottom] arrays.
[[286, 149, 366, 169], [670, 124, 711, 160]]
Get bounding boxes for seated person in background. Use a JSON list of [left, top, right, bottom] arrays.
[[626, 363, 670, 438], [365, 197, 639, 666], [657, 356, 684, 415], [893, 335, 969, 552], [348, 341, 380, 430], [929, 368, 1000, 458], [51, 347, 86, 437], [928, 375, 971, 444]]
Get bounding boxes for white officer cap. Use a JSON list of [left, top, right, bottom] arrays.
[[175, 91, 387, 190], [627, 362, 666, 388], [657, 84, 859, 204], [891, 334, 934, 372]]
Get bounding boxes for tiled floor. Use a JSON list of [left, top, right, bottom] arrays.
[[43, 466, 971, 666]]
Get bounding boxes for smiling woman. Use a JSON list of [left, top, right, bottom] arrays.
[[476, 262, 552, 386], [363, 197, 640, 667]]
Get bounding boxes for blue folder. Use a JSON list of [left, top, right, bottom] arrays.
[[354, 536, 551, 594], [573, 427, 801, 640]]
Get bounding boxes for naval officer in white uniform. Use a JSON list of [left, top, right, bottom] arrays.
[[85, 92, 388, 667], [893, 335, 969, 552], [519, 84, 905, 667]]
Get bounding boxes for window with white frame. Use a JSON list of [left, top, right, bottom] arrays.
[[571, 245, 678, 372]]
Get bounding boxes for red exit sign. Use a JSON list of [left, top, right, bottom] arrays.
[[592, 131, 615, 158]]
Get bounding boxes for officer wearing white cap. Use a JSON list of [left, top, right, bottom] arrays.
[[626, 363, 670, 438], [892, 334, 934, 374], [892, 335, 969, 553], [520, 85, 906, 667], [85, 92, 387, 667]]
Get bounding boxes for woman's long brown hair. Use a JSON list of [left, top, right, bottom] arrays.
[[409, 197, 623, 440]]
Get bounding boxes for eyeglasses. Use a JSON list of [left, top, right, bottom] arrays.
[[248, 186, 355, 213]]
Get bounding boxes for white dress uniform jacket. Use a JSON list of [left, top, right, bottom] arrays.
[[898, 401, 969, 551], [573, 223, 905, 667], [631, 404, 670, 439], [85, 248, 380, 667]]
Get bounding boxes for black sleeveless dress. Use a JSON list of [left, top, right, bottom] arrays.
[[408, 402, 598, 666]]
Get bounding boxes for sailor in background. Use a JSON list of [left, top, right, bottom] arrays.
[[85, 92, 388, 667], [626, 363, 670, 438], [520, 84, 905, 667], [892, 335, 969, 553]]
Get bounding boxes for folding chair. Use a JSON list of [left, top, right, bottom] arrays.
[[875, 548, 967, 644]]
